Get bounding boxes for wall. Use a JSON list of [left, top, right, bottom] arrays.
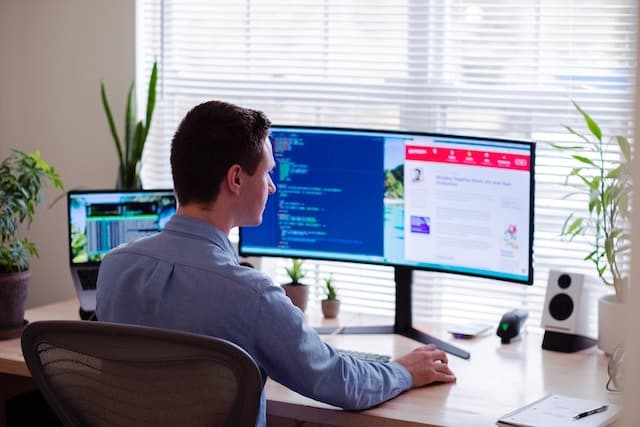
[[0, 0, 135, 307]]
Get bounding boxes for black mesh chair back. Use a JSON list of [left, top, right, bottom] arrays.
[[21, 320, 262, 427]]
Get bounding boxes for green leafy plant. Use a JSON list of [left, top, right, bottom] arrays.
[[552, 101, 632, 301], [100, 61, 158, 189], [324, 275, 337, 301], [285, 258, 306, 285], [0, 150, 64, 273]]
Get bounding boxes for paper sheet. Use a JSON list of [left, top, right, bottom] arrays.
[[497, 394, 621, 427]]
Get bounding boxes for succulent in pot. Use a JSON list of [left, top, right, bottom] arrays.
[[282, 258, 309, 312], [321, 275, 340, 319]]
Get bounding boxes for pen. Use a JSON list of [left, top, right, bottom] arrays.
[[573, 405, 608, 420]]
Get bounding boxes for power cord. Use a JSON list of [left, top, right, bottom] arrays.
[[606, 345, 624, 393]]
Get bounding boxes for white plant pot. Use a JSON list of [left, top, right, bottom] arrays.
[[597, 294, 626, 355]]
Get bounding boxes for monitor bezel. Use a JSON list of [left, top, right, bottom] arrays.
[[240, 125, 535, 286]]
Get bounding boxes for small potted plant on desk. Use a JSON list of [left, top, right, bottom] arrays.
[[552, 100, 632, 354], [0, 150, 63, 339], [282, 258, 309, 312], [321, 275, 340, 319]]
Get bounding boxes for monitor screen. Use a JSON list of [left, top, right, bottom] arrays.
[[67, 189, 177, 266], [240, 126, 535, 285]]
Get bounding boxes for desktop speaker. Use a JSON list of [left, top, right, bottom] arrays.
[[540, 270, 596, 352]]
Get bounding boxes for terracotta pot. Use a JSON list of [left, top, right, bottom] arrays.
[[282, 283, 309, 312], [598, 294, 626, 355], [321, 299, 340, 319], [0, 270, 30, 339]]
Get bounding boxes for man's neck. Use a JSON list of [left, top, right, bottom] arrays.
[[177, 204, 231, 235]]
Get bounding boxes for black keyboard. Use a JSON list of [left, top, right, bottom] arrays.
[[336, 348, 391, 363]]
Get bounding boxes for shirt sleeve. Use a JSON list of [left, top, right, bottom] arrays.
[[248, 284, 412, 410]]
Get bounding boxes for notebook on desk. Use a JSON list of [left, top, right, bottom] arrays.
[[66, 189, 177, 314], [497, 394, 621, 427]]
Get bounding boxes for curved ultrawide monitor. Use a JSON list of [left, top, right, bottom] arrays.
[[240, 126, 535, 285]]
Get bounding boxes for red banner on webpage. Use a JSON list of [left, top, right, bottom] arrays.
[[405, 145, 530, 171]]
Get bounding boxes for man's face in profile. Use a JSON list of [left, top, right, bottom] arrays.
[[237, 137, 277, 226]]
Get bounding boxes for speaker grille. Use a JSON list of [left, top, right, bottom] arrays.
[[549, 293, 573, 321], [557, 273, 572, 289]]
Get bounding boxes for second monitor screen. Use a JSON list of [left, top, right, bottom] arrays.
[[240, 126, 534, 284]]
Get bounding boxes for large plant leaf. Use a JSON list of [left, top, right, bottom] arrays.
[[551, 140, 585, 150], [101, 61, 158, 188], [572, 100, 602, 141], [571, 155, 596, 167], [565, 218, 585, 239], [604, 237, 615, 265], [561, 215, 581, 235], [589, 196, 602, 215], [606, 165, 623, 179], [562, 126, 591, 145], [617, 243, 632, 253], [598, 265, 607, 277], [618, 192, 630, 217], [617, 135, 631, 162], [100, 83, 124, 167], [124, 82, 136, 167], [132, 122, 145, 165], [584, 248, 597, 262], [143, 61, 158, 142]]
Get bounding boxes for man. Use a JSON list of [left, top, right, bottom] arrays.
[[412, 167, 423, 183], [97, 100, 455, 426]]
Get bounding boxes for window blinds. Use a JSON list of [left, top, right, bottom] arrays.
[[137, 0, 637, 335]]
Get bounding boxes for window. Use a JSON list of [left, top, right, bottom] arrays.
[[138, 0, 637, 335]]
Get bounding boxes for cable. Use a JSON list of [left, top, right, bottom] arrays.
[[606, 345, 624, 393]]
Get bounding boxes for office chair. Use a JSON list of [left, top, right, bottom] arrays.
[[21, 320, 263, 427]]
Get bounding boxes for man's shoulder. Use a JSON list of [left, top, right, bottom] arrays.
[[231, 265, 279, 291]]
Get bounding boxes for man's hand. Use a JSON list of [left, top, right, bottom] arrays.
[[395, 344, 456, 388]]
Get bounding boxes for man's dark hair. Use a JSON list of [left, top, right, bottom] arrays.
[[170, 100, 271, 205]]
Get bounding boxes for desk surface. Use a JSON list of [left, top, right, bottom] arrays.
[[0, 299, 618, 427]]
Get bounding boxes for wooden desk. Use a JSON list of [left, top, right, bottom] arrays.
[[0, 300, 619, 427]]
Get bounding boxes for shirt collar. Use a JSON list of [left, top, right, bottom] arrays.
[[164, 214, 239, 263]]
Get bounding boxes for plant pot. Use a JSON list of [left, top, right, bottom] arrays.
[[597, 294, 626, 355], [0, 270, 30, 339], [282, 283, 309, 313], [321, 299, 340, 319]]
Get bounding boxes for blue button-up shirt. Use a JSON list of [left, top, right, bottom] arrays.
[[97, 215, 412, 426]]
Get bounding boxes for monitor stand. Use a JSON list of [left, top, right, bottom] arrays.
[[321, 266, 470, 360]]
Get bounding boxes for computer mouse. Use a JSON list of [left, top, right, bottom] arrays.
[[496, 309, 529, 344]]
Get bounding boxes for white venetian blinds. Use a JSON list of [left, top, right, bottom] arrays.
[[137, 0, 637, 335]]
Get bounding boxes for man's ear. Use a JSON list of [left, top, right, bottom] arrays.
[[227, 165, 242, 195]]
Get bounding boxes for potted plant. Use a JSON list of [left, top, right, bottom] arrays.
[[553, 101, 631, 353], [282, 258, 309, 312], [100, 61, 158, 190], [321, 275, 340, 319], [0, 150, 63, 338]]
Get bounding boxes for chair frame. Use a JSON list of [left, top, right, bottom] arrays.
[[21, 320, 263, 427]]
